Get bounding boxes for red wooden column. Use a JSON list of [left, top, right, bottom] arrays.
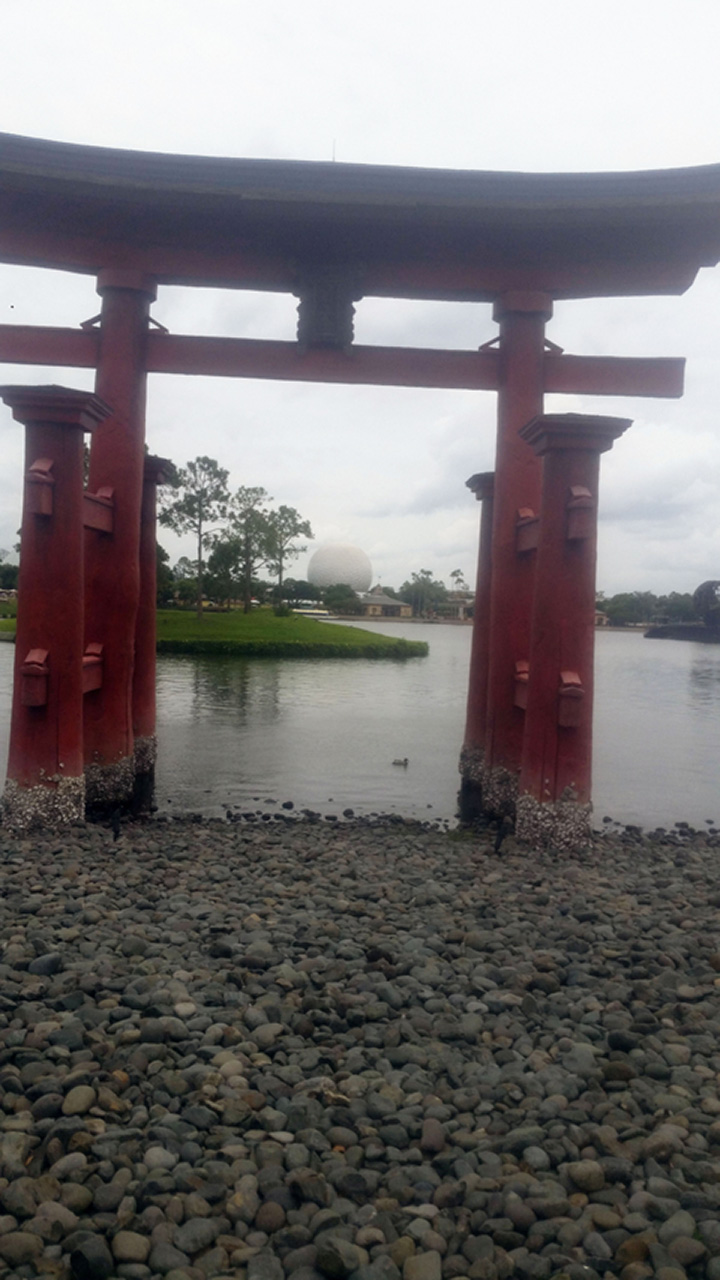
[[0, 386, 111, 830], [516, 413, 631, 848], [84, 269, 156, 812], [459, 471, 494, 820], [481, 292, 552, 816], [132, 454, 171, 810]]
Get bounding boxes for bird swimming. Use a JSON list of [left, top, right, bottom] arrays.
[[392, 758, 409, 767]]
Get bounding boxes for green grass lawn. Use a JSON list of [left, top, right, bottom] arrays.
[[0, 598, 17, 632], [0, 606, 427, 658], [156, 608, 427, 659]]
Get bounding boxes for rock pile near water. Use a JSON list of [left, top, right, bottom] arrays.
[[1, 817, 720, 1280]]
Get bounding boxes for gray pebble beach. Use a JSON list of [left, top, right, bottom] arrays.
[[2, 815, 720, 1280]]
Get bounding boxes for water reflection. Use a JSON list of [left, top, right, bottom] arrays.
[[0, 627, 718, 829], [688, 656, 720, 706], [154, 632, 456, 820], [168, 657, 284, 725]]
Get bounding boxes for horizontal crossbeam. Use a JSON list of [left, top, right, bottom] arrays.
[[146, 334, 500, 388], [544, 353, 684, 398], [0, 324, 685, 398], [0, 325, 97, 368]]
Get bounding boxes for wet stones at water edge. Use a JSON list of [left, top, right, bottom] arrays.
[[1, 818, 720, 1280], [1, 775, 85, 833]]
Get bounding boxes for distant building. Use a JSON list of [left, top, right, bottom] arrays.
[[358, 586, 413, 619], [436, 592, 475, 621]]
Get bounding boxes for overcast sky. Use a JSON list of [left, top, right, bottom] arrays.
[[1, 0, 719, 595]]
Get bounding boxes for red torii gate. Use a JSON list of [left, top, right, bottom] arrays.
[[1, 133, 720, 840]]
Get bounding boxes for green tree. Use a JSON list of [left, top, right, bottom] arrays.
[[174, 577, 198, 607], [655, 592, 698, 623], [265, 505, 313, 593], [0, 548, 18, 592], [173, 556, 197, 580], [159, 457, 230, 618], [227, 486, 272, 613], [693, 580, 720, 630], [284, 578, 323, 603], [324, 583, 361, 615], [207, 536, 243, 609], [449, 568, 469, 592], [156, 543, 175, 607], [399, 569, 448, 617], [602, 591, 657, 627]]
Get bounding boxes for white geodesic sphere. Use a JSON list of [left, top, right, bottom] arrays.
[[307, 544, 373, 592]]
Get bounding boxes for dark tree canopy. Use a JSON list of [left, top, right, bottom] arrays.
[[324, 583, 361, 614], [693, 580, 720, 630], [399, 569, 448, 617], [156, 543, 174, 607], [595, 590, 698, 627], [227, 486, 272, 613], [207, 536, 243, 609]]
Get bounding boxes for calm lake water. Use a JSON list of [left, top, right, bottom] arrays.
[[0, 626, 718, 829]]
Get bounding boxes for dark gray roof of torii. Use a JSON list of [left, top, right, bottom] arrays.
[[2, 132, 720, 299]]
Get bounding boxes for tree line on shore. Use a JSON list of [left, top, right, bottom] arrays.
[[3, 447, 718, 630], [158, 457, 313, 618], [596, 587, 719, 629], [157, 456, 474, 618], [158, 545, 470, 619]]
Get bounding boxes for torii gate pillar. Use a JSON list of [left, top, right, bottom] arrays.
[[515, 413, 631, 847], [83, 269, 156, 812], [459, 471, 494, 821], [479, 292, 552, 815], [0, 386, 111, 829], [132, 454, 171, 811]]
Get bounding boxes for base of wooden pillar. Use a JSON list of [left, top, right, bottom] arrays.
[[85, 756, 135, 813], [480, 763, 518, 820], [2, 775, 85, 832], [515, 790, 592, 850], [132, 735, 157, 813], [458, 746, 484, 824], [458, 743, 483, 783]]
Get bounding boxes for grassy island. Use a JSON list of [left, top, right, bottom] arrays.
[[0, 605, 427, 658], [158, 609, 428, 659]]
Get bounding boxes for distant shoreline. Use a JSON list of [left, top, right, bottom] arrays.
[[645, 622, 720, 643]]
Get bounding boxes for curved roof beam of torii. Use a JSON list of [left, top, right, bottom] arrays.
[[2, 133, 720, 300]]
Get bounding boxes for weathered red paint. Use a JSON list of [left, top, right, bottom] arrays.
[[462, 472, 494, 758], [481, 294, 552, 806], [0, 386, 110, 791], [0, 223, 703, 299], [518, 414, 631, 806], [133, 455, 171, 747], [83, 271, 156, 802], [0, 324, 686, 399]]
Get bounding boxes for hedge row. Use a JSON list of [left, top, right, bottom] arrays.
[[156, 638, 428, 659]]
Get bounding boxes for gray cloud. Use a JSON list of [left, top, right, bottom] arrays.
[[1, 1, 720, 594]]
